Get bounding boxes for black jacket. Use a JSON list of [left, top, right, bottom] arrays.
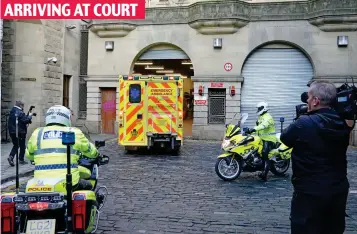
[[280, 108, 351, 195], [8, 106, 32, 136]]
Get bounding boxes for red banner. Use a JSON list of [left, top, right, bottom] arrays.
[[1, 0, 145, 19]]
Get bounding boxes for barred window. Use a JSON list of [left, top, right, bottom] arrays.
[[208, 88, 226, 124]]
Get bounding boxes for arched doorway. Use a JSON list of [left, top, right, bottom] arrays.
[[131, 44, 194, 137], [241, 43, 314, 129]]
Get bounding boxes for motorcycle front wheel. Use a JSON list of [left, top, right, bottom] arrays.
[[270, 159, 290, 176], [215, 157, 242, 181]]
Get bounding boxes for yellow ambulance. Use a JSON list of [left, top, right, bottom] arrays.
[[118, 75, 184, 154]]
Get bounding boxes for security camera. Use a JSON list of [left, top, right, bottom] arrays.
[[65, 25, 76, 30], [47, 57, 57, 64]]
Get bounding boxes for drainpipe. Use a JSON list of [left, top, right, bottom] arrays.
[[0, 19, 3, 87]]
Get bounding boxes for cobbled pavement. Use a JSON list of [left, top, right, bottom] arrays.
[[95, 140, 357, 234]]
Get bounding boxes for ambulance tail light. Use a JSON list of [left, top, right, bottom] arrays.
[[119, 111, 124, 127], [1, 195, 16, 234], [178, 112, 183, 128], [72, 193, 87, 232]]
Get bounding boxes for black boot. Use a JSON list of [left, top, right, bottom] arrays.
[[258, 160, 269, 182], [96, 193, 105, 209], [7, 157, 15, 167]]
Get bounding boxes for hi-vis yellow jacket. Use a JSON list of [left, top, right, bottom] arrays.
[[25, 125, 98, 185], [253, 112, 277, 143]]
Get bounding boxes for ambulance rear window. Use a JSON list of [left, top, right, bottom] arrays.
[[129, 84, 141, 103]]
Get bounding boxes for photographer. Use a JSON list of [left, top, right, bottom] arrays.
[[7, 101, 34, 166], [280, 80, 351, 234]]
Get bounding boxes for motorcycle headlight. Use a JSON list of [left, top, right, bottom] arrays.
[[221, 139, 231, 149]]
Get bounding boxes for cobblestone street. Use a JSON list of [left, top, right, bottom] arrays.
[[96, 140, 357, 234]]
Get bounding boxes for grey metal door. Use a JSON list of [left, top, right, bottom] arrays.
[[241, 47, 313, 130]]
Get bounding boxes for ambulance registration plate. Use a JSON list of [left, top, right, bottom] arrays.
[[26, 219, 56, 234]]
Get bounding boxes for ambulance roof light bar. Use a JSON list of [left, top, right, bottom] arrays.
[[122, 75, 140, 80], [163, 76, 180, 80]]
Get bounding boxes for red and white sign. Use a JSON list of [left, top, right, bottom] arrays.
[[224, 62, 233, 71], [211, 82, 223, 88], [194, 100, 207, 105], [1, 0, 145, 19]]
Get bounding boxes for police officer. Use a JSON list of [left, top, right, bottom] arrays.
[[25, 105, 98, 191], [245, 101, 277, 181]]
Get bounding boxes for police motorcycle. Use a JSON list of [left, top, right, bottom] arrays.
[[0, 131, 110, 234], [215, 112, 292, 181]]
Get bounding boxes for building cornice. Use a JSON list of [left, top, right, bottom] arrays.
[[192, 75, 244, 82], [89, 0, 357, 37]]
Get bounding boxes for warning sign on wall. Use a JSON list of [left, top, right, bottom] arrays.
[[194, 100, 207, 105]]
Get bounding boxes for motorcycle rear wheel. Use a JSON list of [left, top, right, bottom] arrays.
[[215, 157, 242, 181], [270, 159, 290, 176]]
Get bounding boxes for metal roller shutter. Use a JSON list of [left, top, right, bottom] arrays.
[[241, 46, 313, 131]]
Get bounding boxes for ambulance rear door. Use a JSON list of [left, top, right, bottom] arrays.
[[147, 79, 178, 136], [122, 79, 147, 146]]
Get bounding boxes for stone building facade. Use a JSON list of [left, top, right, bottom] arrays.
[[1, 20, 83, 140], [84, 0, 357, 143]]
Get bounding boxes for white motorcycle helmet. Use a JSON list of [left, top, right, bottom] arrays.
[[256, 101, 268, 116], [45, 105, 72, 127]]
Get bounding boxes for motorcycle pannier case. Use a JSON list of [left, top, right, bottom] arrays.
[[72, 191, 97, 233]]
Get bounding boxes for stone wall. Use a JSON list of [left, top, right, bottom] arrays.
[[1, 20, 83, 140], [1, 20, 16, 140], [86, 0, 357, 142]]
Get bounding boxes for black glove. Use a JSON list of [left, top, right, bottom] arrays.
[[246, 128, 256, 134]]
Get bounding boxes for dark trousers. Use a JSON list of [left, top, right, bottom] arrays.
[[75, 179, 93, 191], [9, 133, 26, 161], [290, 191, 348, 234], [261, 140, 276, 176]]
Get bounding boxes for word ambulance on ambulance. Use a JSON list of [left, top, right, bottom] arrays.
[[118, 75, 184, 154]]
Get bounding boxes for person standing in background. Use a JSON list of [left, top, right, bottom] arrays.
[[7, 101, 33, 166]]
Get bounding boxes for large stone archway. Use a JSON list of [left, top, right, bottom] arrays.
[[129, 43, 195, 137]]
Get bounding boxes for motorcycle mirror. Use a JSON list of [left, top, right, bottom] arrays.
[[229, 112, 240, 125], [95, 140, 106, 148], [99, 155, 109, 165]]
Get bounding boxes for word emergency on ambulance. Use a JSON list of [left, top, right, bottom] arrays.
[[3, 3, 139, 17]]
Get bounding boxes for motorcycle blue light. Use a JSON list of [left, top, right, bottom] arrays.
[[62, 131, 75, 145]]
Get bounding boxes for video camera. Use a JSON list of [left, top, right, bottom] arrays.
[[27, 105, 37, 124], [295, 77, 357, 122]]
